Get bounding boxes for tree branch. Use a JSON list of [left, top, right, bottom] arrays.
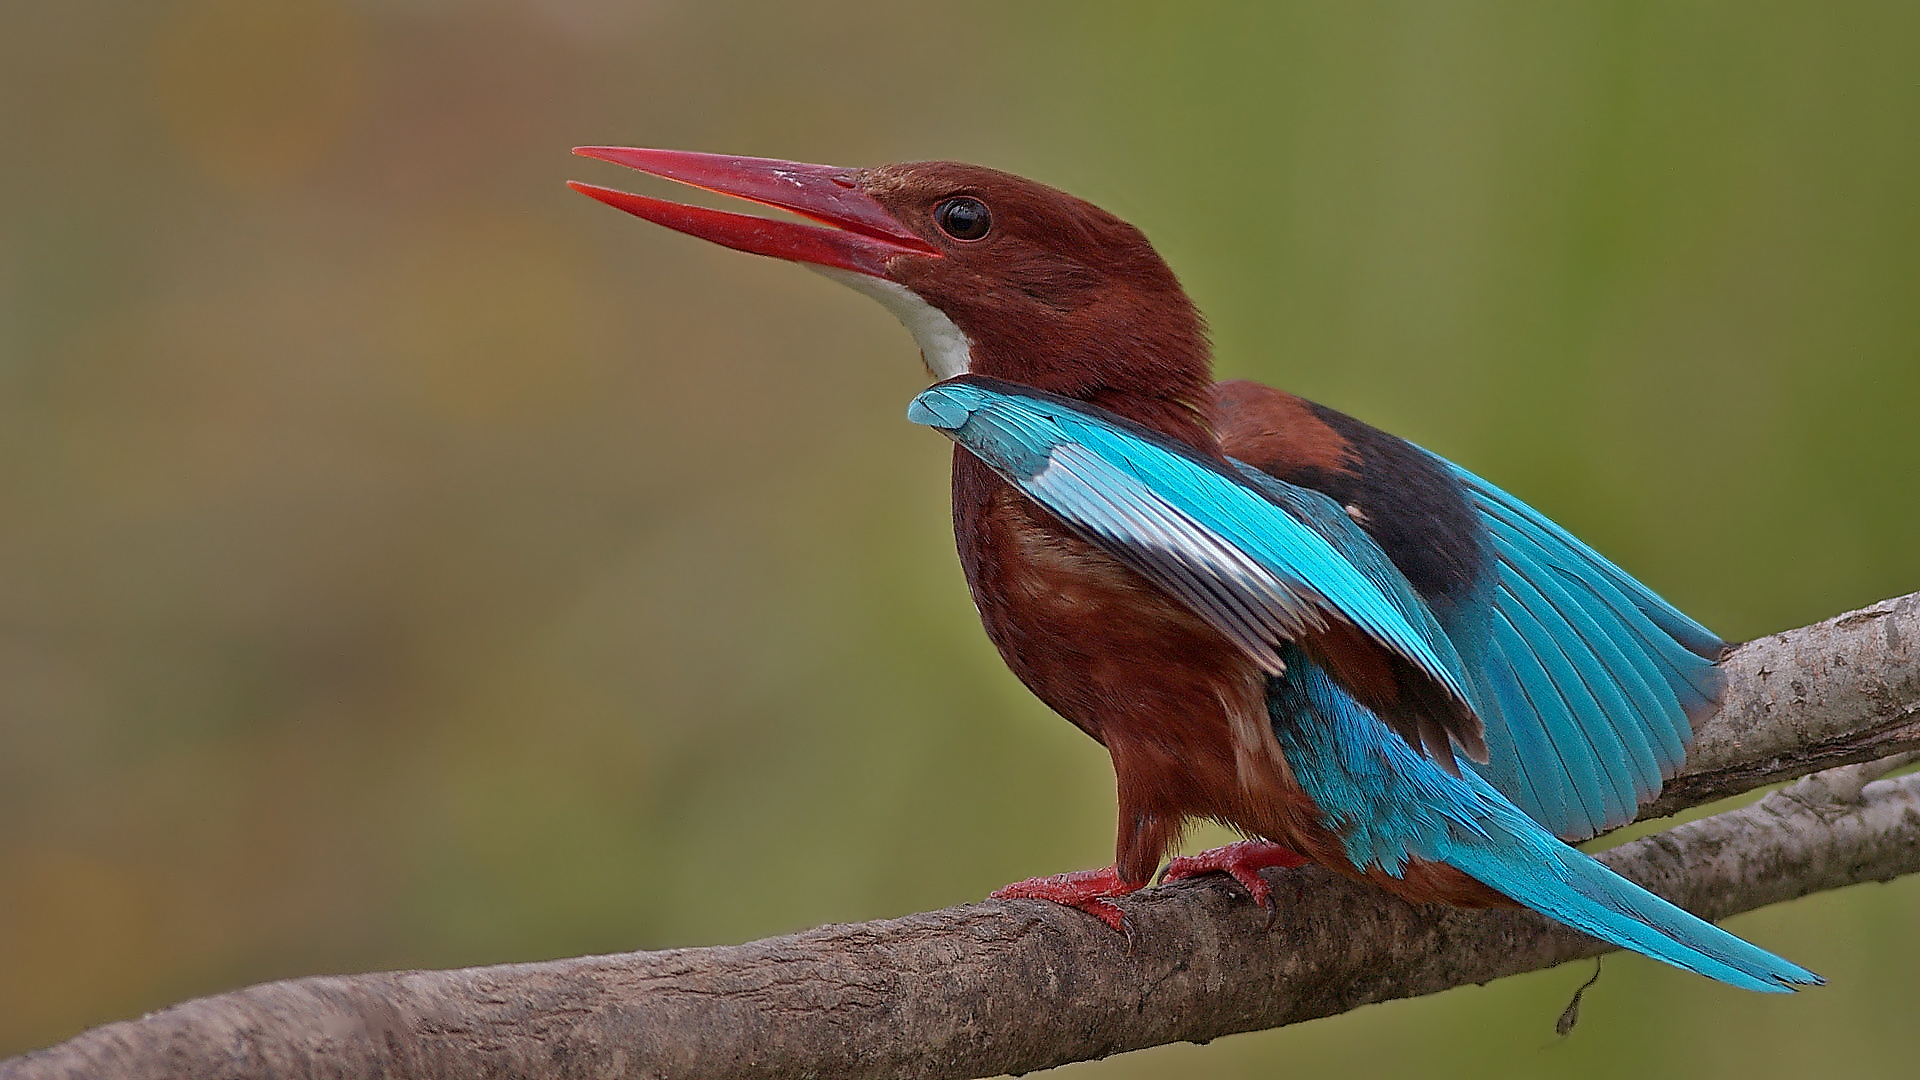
[[1646, 591, 1920, 816], [7, 593, 1919, 1080]]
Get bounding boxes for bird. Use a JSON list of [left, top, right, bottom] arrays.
[[568, 146, 1820, 993]]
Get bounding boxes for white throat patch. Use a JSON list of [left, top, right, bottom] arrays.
[[811, 266, 973, 380]]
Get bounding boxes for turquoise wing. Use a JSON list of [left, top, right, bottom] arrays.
[[910, 376, 1483, 765], [1430, 454, 1728, 841]]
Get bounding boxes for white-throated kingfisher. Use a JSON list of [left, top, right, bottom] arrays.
[[569, 148, 1819, 993]]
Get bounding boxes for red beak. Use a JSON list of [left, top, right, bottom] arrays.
[[569, 147, 938, 277]]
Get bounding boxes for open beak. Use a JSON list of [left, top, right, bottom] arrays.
[[569, 147, 938, 277]]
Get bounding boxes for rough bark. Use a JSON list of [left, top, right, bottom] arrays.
[[6, 593, 1919, 1080], [1645, 591, 1920, 817]]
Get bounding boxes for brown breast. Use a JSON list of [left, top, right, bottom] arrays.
[[952, 450, 1338, 878]]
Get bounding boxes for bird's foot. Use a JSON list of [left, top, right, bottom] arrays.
[[990, 866, 1143, 936], [1160, 840, 1308, 908]]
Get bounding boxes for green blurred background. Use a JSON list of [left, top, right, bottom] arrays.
[[2, 1, 1916, 1075]]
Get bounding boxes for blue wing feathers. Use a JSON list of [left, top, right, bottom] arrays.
[[913, 379, 1473, 708], [1499, 563, 1665, 798], [1458, 654, 1566, 837], [1431, 455, 1729, 839], [1550, 566, 1723, 721], [1440, 460, 1727, 659], [1486, 607, 1615, 837], [1227, 462, 1469, 680], [1525, 564, 1690, 760], [1476, 496, 1719, 706], [1525, 556, 1691, 768], [1481, 505, 1703, 755]]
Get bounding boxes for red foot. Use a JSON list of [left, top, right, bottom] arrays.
[[991, 867, 1143, 935], [1161, 840, 1309, 908]]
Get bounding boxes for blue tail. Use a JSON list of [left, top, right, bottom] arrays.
[[1447, 830, 1820, 993], [1270, 645, 1821, 993]]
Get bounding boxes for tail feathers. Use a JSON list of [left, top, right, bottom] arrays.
[[1449, 840, 1822, 993], [1266, 645, 1817, 994]]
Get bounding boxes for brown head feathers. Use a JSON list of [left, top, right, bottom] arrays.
[[861, 162, 1214, 445]]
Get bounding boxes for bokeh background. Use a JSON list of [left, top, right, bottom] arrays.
[[3, 2, 1916, 1076]]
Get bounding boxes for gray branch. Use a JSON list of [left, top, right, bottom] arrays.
[[1647, 592, 1920, 815], [7, 593, 1919, 1080]]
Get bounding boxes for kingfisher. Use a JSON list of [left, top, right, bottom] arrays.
[[569, 147, 1819, 993]]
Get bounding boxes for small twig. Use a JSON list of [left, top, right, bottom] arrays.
[[1555, 958, 1603, 1037]]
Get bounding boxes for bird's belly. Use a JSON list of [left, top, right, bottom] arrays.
[[958, 473, 1324, 849], [971, 479, 1240, 738]]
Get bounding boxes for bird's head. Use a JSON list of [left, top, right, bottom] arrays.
[[570, 148, 1211, 424]]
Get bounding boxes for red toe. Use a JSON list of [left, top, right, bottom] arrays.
[[991, 866, 1141, 935], [1161, 840, 1308, 908]]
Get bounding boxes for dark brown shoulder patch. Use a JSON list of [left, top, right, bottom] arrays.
[[1212, 380, 1487, 610], [1208, 380, 1356, 477], [1303, 400, 1486, 608]]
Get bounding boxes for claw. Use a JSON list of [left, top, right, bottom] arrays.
[[1161, 840, 1308, 909], [991, 866, 1141, 937]]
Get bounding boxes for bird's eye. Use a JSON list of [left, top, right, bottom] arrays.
[[934, 197, 991, 241]]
